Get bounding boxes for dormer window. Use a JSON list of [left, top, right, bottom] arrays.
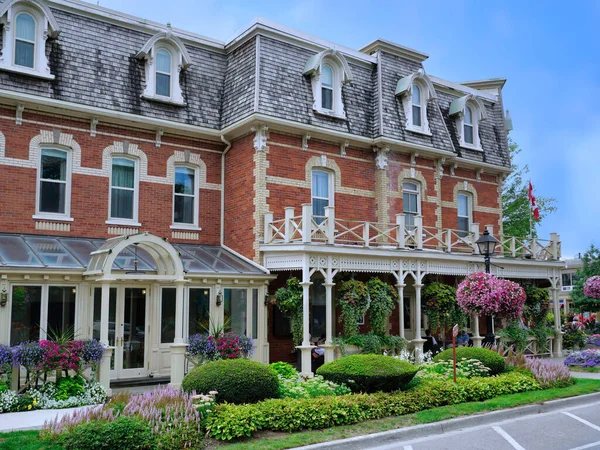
[[396, 69, 436, 135], [0, 0, 60, 79], [449, 94, 487, 150], [136, 26, 192, 106], [304, 49, 353, 119]]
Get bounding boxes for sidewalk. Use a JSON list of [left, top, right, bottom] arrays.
[[0, 406, 92, 433], [548, 356, 600, 379]]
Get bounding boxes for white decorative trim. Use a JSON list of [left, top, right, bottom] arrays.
[[34, 221, 70, 232], [171, 230, 199, 240], [107, 226, 138, 236], [340, 141, 348, 158], [410, 152, 418, 167], [155, 128, 164, 148], [373, 145, 389, 170], [304, 49, 351, 119], [450, 94, 487, 150], [476, 168, 483, 181], [450, 163, 458, 177], [90, 117, 98, 137], [436, 158, 445, 179], [105, 219, 141, 227], [396, 69, 437, 135], [15, 104, 24, 125], [302, 134, 310, 151], [32, 214, 73, 222], [252, 124, 269, 152]]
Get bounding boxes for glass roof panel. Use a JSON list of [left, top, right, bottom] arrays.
[[175, 248, 212, 273], [60, 239, 99, 266], [202, 246, 262, 273], [24, 237, 82, 268], [176, 245, 236, 273], [114, 246, 155, 272], [0, 235, 43, 266]]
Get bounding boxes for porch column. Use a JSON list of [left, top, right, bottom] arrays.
[[471, 313, 483, 348], [412, 283, 426, 359], [298, 280, 314, 376], [170, 280, 188, 388], [551, 287, 563, 357], [323, 282, 335, 363], [396, 284, 406, 339], [98, 280, 113, 396]]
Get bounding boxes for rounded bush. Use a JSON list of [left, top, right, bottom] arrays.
[[433, 347, 505, 375], [316, 354, 418, 393], [181, 358, 278, 404]]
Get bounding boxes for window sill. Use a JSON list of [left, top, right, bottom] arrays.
[[460, 143, 484, 152], [313, 108, 346, 120], [170, 225, 202, 231], [406, 127, 432, 137], [32, 214, 74, 222], [0, 64, 55, 80], [141, 93, 186, 107], [105, 219, 142, 227]]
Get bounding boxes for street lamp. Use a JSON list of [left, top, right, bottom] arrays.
[[475, 229, 500, 274]]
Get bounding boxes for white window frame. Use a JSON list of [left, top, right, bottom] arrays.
[[464, 106, 475, 145], [411, 83, 424, 130], [140, 42, 186, 106], [106, 155, 140, 226], [402, 180, 421, 227], [320, 63, 335, 112], [155, 47, 172, 98], [396, 74, 435, 136], [34, 147, 73, 222], [457, 192, 473, 236], [451, 96, 486, 151], [171, 164, 200, 230], [14, 12, 36, 69], [0, 1, 58, 80], [311, 168, 334, 219], [311, 59, 346, 119]]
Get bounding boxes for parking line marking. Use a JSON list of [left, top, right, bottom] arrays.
[[563, 412, 600, 432], [493, 426, 526, 450], [569, 440, 600, 450]]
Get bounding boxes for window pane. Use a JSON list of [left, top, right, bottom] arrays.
[[189, 288, 210, 336], [464, 124, 474, 144], [161, 288, 176, 343], [10, 286, 42, 345], [312, 280, 326, 338], [403, 182, 418, 192], [321, 65, 333, 87], [312, 198, 328, 218], [405, 212, 415, 227], [41, 149, 67, 181], [458, 217, 469, 232], [111, 188, 134, 219], [412, 105, 422, 127], [458, 194, 468, 216], [465, 106, 473, 124], [174, 195, 194, 224], [404, 298, 411, 330], [224, 289, 247, 335], [92, 287, 117, 344], [47, 286, 76, 339], [156, 49, 171, 73], [175, 167, 195, 195], [15, 40, 34, 68], [16, 14, 35, 41], [403, 192, 418, 214], [112, 158, 135, 188], [321, 87, 333, 110], [312, 170, 329, 198], [412, 84, 421, 104], [562, 274, 571, 287], [40, 181, 66, 214], [156, 73, 171, 97], [252, 289, 258, 339]]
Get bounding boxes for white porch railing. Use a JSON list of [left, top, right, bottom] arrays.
[[499, 336, 555, 357], [263, 204, 561, 261]]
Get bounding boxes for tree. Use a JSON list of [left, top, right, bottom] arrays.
[[502, 138, 557, 238], [571, 244, 600, 311]]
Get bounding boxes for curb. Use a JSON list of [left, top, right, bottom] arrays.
[[296, 391, 600, 450]]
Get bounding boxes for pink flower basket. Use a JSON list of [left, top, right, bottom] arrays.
[[456, 272, 525, 319], [584, 276, 600, 299]]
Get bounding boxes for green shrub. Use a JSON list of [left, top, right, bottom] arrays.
[[181, 359, 278, 404], [268, 361, 297, 379], [206, 371, 540, 440], [60, 416, 155, 450], [54, 375, 86, 401], [277, 374, 351, 399], [316, 354, 418, 393], [434, 347, 506, 375]]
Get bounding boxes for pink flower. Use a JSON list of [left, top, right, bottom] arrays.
[[584, 276, 600, 299], [457, 272, 525, 319]]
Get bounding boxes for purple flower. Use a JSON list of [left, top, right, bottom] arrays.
[[565, 349, 600, 368], [81, 339, 105, 366], [0, 345, 12, 372], [526, 357, 572, 388], [12, 341, 45, 370]]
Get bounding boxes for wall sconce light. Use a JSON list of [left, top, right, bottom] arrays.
[[72, 287, 77, 294], [216, 289, 223, 306], [264, 293, 276, 306], [142, 289, 147, 295], [0, 288, 7, 307]]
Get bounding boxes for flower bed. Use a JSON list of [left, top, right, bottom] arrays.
[[417, 358, 491, 380], [187, 332, 253, 365], [524, 358, 572, 389], [564, 349, 600, 368], [587, 334, 600, 347]]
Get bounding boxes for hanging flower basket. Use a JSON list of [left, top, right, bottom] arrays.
[[456, 272, 525, 320], [584, 276, 600, 299]]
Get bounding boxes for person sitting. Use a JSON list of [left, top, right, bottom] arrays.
[[311, 335, 326, 372], [456, 330, 470, 347], [424, 329, 441, 354]]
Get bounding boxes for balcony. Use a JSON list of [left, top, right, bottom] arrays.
[[263, 204, 561, 261]]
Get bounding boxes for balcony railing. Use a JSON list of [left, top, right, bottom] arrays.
[[263, 204, 561, 261]]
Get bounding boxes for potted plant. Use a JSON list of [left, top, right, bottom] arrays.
[[337, 279, 370, 338], [366, 278, 397, 336]]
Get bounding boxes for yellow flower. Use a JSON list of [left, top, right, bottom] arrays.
[[28, 404, 32, 410]]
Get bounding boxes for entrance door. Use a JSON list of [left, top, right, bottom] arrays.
[[93, 286, 148, 379]]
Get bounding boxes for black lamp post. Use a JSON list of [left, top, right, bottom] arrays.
[[475, 229, 500, 274]]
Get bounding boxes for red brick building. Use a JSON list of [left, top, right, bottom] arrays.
[[0, 0, 563, 388]]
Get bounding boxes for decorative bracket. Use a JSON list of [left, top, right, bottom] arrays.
[[90, 117, 99, 137], [302, 134, 311, 151], [476, 168, 483, 181], [155, 128, 164, 148], [436, 157, 446, 178], [497, 173, 507, 192], [340, 141, 349, 158], [450, 163, 458, 177], [374, 146, 390, 170], [410, 152, 419, 167], [16, 104, 24, 125], [251, 124, 269, 152], [320, 154, 327, 167]]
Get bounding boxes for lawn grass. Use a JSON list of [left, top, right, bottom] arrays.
[[3, 378, 600, 450], [569, 366, 600, 373]]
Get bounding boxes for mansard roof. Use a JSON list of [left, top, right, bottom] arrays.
[[0, 1, 511, 169]]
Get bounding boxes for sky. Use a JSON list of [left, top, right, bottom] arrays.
[[91, 0, 600, 258]]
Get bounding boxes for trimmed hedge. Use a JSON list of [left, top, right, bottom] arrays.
[[181, 359, 278, 404], [434, 347, 506, 375], [205, 372, 540, 440], [59, 416, 155, 450], [317, 355, 418, 393]]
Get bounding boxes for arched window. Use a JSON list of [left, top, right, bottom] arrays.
[[109, 157, 138, 222], [457, 192, 472, 237], [411, 84, 422, 128], [155, 48, 172, 97], [402, 181, 420, 227], [312, 169, 333, 222], [464, 106, 474, 145], [321, 64, 334, 111], [15, 12, 36, 68], [173, 165, 198, 226]]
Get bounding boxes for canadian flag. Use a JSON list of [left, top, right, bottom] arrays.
[[528, 181, 541, 220]]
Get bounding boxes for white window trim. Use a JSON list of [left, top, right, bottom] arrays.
[[171, 164, 200, 230], [450, 95, 487, 151], [402, 180, 421, 226], [396, 70, 436, 136], [107, 155, 140, 225], [457, 191, 473, 234], [311, 168, 335, 216], [310, 59, 346, 119], [0, 1, 59, 80], [34, 147, 73, 222], [459, 102, 482, 151], [140, 41, 187, 106]]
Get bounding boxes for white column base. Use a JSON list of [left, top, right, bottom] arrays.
[[472, 336, 483, 348], [554, 332, 563, 357], [297, 345, 314, 377], [412, 338, 426, 362], [169, 343, 188, 389], [99, 347, 113, 397], [322, 344, 335, 363]]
